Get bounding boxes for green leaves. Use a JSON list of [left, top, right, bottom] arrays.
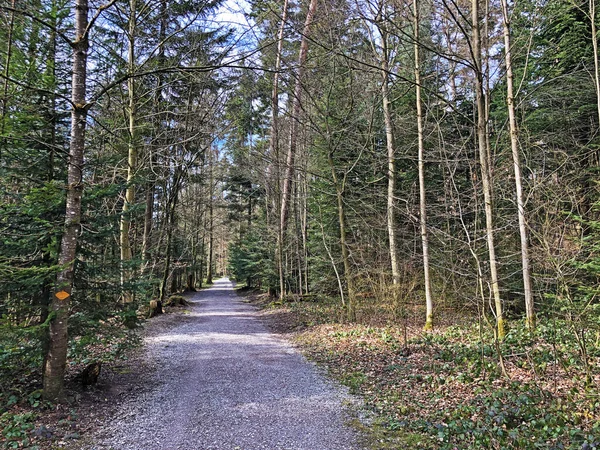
[[0, 411, 36, 449]]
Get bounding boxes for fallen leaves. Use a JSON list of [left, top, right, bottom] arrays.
[[254, 296, 600, 449]]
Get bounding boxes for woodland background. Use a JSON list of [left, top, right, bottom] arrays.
[[1, 0, 600, 447]]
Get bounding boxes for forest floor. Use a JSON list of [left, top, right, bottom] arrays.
[[244, 290, 600, 449], [34, 277, 363, 450], [4, 282, 600, 449]]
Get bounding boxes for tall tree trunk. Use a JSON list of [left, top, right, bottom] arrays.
[[414, 0, 434, 331], [120, 0, 137, 303], [206, 150, 214, 285], [327, 152, 356, 321], [142, 0, 167, 267], [294, 175, 303, 295], [500, 0, 534, 329], [380, 26, 400, 288], [268, 0, 288, 197], [472, 0, 504, 339], [159, 191, 178, 301], [0, 0, 16, 158], [278, 0, 318, 299], [302, 168, 309, 294], [142, 183, 153, 262], [270, 0, 289, 299], [43, 0, 89, 401], [188, 233, 196, 291], [591, 0, 600, 124], [337, 190, 355, 322]]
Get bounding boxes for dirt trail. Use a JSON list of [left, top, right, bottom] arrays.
[[85, 278, 363, 450]]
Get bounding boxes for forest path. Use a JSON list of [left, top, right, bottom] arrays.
[[87, 278, 363, 450]]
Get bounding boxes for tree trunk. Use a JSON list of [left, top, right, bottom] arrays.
[[294, 175, 303, 295], [43, 0, 89, 401], [159, 181, 179, 301], [142, 0, 166, 269], [278, 0, 318, 299], [380, 26, 400, 288], [0, 0, 16, 158], [591, 0, 600, 124], [206, 150, 214, 285], [337, 188, 355, 322], [267, 0, 288, 293], [327, 152, 356, 321], [414, 0, 434, 331], [472, 0, 504, 339], [272, 0, 290, 299], [500, 0, 534, 329], [120, 0, 137, 303], [302, 170, 309, 294], [142, 182, 153, 262], [268, 0, 288, 218]]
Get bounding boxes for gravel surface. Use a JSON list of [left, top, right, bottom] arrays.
[[85, 278, 363, 450]]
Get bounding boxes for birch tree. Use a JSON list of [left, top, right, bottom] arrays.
[[377, 8, 401, 289]]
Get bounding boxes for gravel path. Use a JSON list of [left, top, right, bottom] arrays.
[[86, 278, 363, 450]]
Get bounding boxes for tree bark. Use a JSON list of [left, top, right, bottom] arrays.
[[43, 0, 89, 401], [414, 0, 434, 331]]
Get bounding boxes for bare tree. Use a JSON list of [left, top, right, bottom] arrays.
[[413, 0, 434, 330], [472, 0, 504, 339], [500, 0, 534, 329]]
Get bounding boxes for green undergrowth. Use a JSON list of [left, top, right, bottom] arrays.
[[261, 296, 600, 449], [0, 313, 140, 449]]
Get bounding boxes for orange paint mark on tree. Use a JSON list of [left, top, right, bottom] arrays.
[[55, 291, 70, 301]]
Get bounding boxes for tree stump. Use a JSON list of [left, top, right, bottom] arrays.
[[80, 362, 101, 386], [148, 300, 163, 318]]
